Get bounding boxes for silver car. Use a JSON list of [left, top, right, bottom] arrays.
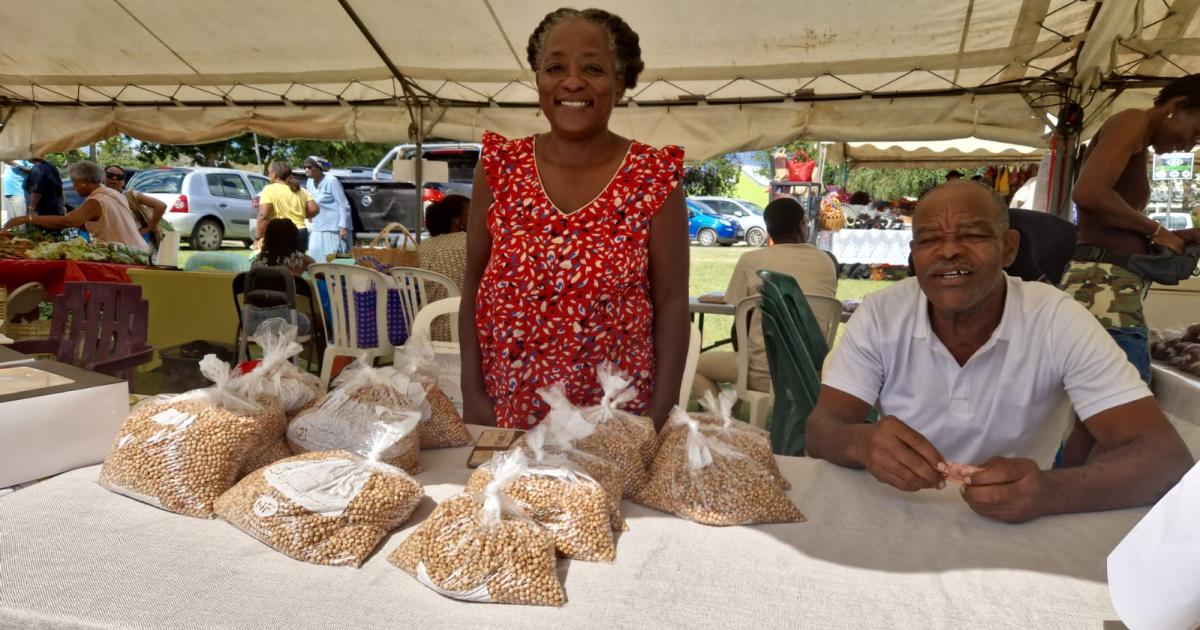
[[128, 167, 270, 250]]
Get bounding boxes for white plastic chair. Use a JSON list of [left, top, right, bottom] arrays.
[[388, 267, 460, 342], [805, 295, 843, 349], [679, 322, 702, 408], [399, 296, 464, 404], [309, 263, 395, 387], [4, 282, 46, 325], [735, 295, 773, 429]]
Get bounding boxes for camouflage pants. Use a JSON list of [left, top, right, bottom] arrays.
[[1060, 261, 1152, 382], [1060, 261, 1149, 329]]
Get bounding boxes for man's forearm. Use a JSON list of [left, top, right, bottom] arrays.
[[27, 192, 40, 209], [806, 413, 870, 468], [1039, 432, 1192, 515]]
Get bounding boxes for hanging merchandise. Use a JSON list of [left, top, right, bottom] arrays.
[[997, 167, 1011, 196], [787, 149, 817, 182]]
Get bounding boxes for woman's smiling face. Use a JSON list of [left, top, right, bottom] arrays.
[[536, 19, 623, 139]]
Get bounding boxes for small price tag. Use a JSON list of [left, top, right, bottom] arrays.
[[466, 429, 525, 468]]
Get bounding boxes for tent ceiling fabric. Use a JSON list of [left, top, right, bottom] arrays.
[[840, 138, 1044, 169], [0, 1, 1195, 159]]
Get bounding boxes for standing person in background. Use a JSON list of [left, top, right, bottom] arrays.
[[25, 156, 64, 217], [4, 161, 149, 252], [1061, 74, 1200, 463], [302, 155, 351, 263], [257, 160, 316, 251], [419, 194, 469, 341], [461, 7, 689, 430], [104, 165, 167, 249], [692, 197, 838, 400], [2, 159, 32, 223]]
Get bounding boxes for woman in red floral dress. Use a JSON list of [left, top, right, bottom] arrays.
[[460, 8, 690, 430]]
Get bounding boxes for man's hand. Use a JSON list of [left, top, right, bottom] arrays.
[[339, 228, 348, 239], [856, 415, 946, 492], [961, 456, 1046, 524], [1153, 228, 1186, 254]]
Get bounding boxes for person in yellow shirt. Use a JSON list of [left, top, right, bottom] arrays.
[[257, 160, 317, 250]]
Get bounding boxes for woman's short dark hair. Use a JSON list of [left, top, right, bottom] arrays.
[[848, 191, 871, 205], [425, 194, 470, 237], [1155, 74, 1200, 109], [527, 8, 644, 90], [260, 218, 300, 265]]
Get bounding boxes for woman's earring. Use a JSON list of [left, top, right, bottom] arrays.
[[1169, 112, 1176, 119]]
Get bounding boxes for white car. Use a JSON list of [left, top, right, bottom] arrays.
[[691, 196, 769, 246], [128, 167, 270, 250], [1149, 212, 1194, 231]]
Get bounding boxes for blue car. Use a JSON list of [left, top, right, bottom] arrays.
[[687, 199, 742, 247]]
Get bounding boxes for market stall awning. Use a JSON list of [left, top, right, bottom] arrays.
[[837, 138, 1045, 169], [0, 1, 1196, 159]]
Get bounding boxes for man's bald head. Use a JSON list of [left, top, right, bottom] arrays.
[[916, 180, 1009, 234]]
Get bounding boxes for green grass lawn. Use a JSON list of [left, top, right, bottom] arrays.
[[689, 245, 892, 349]]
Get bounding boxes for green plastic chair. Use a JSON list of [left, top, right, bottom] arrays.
[[758, 270, 879, 456], [757, 270, 827, 456]]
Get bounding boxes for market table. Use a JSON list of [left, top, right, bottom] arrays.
[[1152, 361, 1200, 458], [816, 228, 912, 266], [0, 427, 1139, 629], [689, 297, 735, 352], [0, 259, 142, 294], [126, 268, 241, 368]]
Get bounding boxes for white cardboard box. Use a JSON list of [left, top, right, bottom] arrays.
[[0, 360, 128, 488]]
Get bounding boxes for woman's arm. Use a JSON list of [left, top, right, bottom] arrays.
[[1073, 110, 1186, 252], [4, 199, 100, 230], [256, 202, 274, 239], [646, 186, 690, 430], [330, 178, 352, 237], [459, 161, 496, 426], [135, 192, 167, 232]]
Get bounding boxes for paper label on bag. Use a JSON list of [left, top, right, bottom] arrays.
[[416, 561, 494, 603], [264, 458, 371, 517], [253, 495, 279, 517], [288, 401, 402, 456], [150, 409, 197, 431]]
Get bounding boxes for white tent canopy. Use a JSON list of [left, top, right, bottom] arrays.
[[0, 1, 1197, 160], [836, 138, 1044, 169]]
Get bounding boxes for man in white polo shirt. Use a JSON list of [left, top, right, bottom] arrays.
[[806, 180, 1192, 523]]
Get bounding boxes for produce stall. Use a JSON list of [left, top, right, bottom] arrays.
[[0, 232, 150, 294], [0, 424, 1141, 629]]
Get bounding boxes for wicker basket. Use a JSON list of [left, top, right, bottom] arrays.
[[6, 319, 53, 341], [353, 222, 418, 269]]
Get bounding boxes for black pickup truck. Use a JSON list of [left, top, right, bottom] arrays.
[[291, 143, 479, 240]]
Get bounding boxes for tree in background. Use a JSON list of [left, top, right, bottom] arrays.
[[846, 167, 953, 200], [683, 155, 741, 197], [134, 134, 395, 172]]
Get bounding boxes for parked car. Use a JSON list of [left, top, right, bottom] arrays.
[[1149, 212, 1194, 230], [687, 198, 742, 246], [63, 168, 138, 211], [128, 167, 269, 250], [691, 196, 769, 246]]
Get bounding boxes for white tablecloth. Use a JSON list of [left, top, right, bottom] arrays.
[[817, 228, 912, 266], [1153, 361, 1200, 458], [0, 427, 1142, 630]]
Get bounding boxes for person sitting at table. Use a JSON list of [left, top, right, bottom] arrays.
[[419, 194, 469, 342], [3, 161, 150, 252], [692, 197, 837, 400], [805, 179, 1192, 523], [246, 218, 314, 335]]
